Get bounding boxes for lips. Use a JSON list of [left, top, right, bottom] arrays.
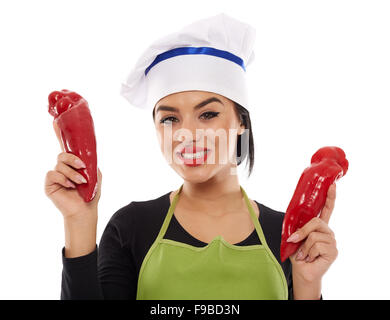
[[177, 146, 210, 167]]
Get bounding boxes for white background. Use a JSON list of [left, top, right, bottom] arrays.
[[0, 0, 389, 299]]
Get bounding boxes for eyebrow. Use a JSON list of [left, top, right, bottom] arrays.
[[155, 97, 224, 114]]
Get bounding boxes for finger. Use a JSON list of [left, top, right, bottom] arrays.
[[55, 161, 87, 185], [97, 167, 102, 183], [305, 242, 338, 263], [319, 183, 337, 224], [295, 231, 336, 261], [45, 170, 76, 190], [93, 167, 103, 201], [57, 152, 86, 170], [287, 217, 334, 243], [96, 167, 102, 191]]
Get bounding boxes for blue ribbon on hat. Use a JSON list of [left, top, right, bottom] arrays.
[[144, 46, 245, 76]]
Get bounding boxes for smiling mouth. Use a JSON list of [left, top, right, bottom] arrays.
[[176, 148, 211, 167], [178, 150, 210, 159]]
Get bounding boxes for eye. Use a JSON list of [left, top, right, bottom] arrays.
[[160, 116, 178, 125], [200, 111, 220, 120]]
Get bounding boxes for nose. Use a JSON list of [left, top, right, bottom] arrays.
[[174, 118, 203, 145]]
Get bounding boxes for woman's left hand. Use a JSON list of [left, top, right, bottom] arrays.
[[288, 183, 338, 283]]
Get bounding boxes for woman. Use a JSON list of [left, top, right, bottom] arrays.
[[44, 13, 338, 300]]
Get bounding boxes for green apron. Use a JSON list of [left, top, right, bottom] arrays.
[[136, 184, 288, 300]]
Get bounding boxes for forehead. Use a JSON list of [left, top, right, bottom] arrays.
[[155, 90, 229, 107]]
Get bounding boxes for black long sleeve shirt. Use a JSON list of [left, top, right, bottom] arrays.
[[61, 190, 295, 300]]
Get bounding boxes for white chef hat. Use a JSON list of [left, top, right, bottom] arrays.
[[120, 13, 256, 112]]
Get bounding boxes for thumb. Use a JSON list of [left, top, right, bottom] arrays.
[[319, 183, 336, 224], [95, 167, 102, 198]]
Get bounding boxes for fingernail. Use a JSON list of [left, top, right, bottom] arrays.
[[77, 175, 87, 184], [305, 256, 311, 263], [287, 232, 299, 243], [66, 180, 76, 188], [75, 159, 86, 168], [296, 249, 303, 261]]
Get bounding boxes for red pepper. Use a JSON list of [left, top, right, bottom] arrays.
[[280, 146, 349, 262], [48, 89, 98, 202]]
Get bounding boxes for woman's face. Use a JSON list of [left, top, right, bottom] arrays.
[[153, 90, 245, 183]]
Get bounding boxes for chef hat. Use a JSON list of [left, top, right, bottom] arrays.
[[120, 13, 256, 112]]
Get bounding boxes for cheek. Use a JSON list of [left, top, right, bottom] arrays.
[[156, 128, 172, 162], [156, 129, 166, 151], [157, 126, 185, 166], [205, 128, 237, 164], [156, 129, 162, 145], [217, 131, 237, 162], [156, 125, 174, 144], [227, 133, 238, 159]]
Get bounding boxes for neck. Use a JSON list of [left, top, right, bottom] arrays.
[[179, 164, 245, 216]]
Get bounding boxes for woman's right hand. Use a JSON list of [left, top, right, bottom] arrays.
[[44, 120, 102, 220], [44, 120, 102, 257], [44, 152, 102, 220]]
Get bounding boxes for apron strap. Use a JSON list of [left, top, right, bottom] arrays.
[[240, 186, 271, 249], [156, 184, 184, 241], [157, 183, 271, 251]]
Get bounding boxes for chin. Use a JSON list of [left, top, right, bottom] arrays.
[[173, 163, 217, 184]]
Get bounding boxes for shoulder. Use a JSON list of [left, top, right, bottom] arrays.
[[109, 191, 171, 226], [256, 202, 285, 229], [105, 191, 171, 241]]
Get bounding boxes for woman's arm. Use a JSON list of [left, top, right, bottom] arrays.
[[292, 272, 322, 300], [61, 205, 138, 300], [61, 245, 102, 299], [63, 211, 98, 258]]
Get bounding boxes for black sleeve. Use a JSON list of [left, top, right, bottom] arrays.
[[61, 203, 138, 300], [97, 204, 138, 299], [61, 245, 102, 300]]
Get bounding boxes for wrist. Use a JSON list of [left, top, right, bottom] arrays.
[[63, 210, 97, 258], [64, 207, 97, 224], [293, 273, 322, 300]]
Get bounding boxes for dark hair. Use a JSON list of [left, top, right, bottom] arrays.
[[152, 101, 254, 177], [233, 102, 254, 178]]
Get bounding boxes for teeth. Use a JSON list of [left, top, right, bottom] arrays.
[[181, 150, 208, 159]]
